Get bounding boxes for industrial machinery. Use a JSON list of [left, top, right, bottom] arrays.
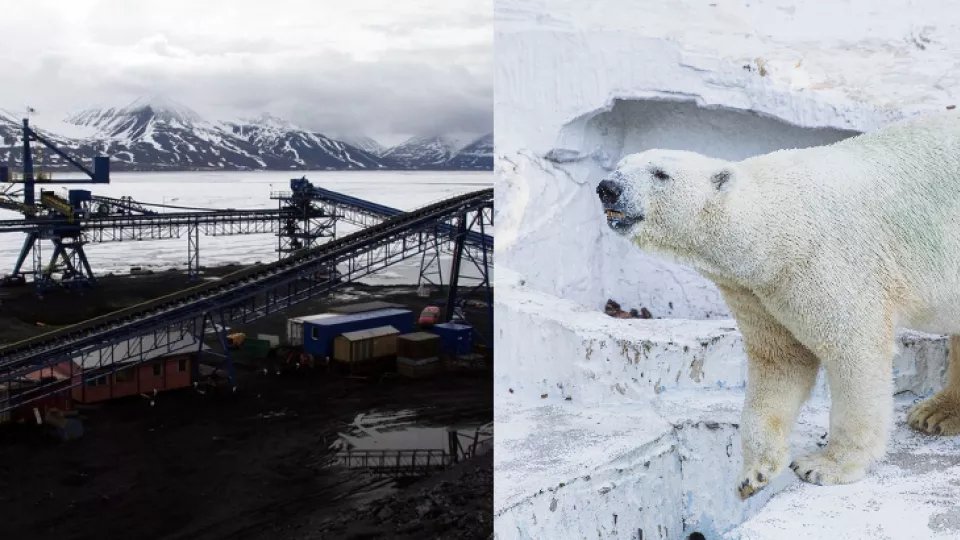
[[0, 120, 494, 415], [0, 188, 493, 414], [0, 118, 110, 290]]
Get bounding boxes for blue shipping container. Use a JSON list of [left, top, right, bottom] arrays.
[[69, 189, 92, 206], [302, 308, 413, 358], [432, 322, 473, 355]]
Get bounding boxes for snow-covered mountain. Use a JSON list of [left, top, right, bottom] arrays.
[[0, 97, 492, 172], [336, 135, 388, 157], [0, 109, 101, 169], [67, 96, 270, 169], [446, 133, 493, 169], [226, 113, 383, 170], [382, 136, 457, 169]]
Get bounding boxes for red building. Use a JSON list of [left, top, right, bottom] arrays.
[[2, 333, 208, 423], [71, 332, 208, 404]]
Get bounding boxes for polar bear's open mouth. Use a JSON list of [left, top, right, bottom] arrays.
[[604, 207, 643, 233]]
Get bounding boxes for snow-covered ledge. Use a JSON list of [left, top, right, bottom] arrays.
[[494, 274, 951, 539]]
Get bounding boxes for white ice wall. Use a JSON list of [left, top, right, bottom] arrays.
[[495, 0, 960, 317]]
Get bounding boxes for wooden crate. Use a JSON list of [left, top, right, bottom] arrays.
[[396, 357, 442, 379], [332, 326, 400, 363], [397, 332, 441, 360]]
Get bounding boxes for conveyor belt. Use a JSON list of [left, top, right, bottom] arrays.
[[39, 192, 74, 219], [0, 184, 491, 252], [0, 208, 294, 233], [302, 184, 493, 249], [0, 188, 493, 371], [0, 199, 36, 216], [91, 195, 158, 215]]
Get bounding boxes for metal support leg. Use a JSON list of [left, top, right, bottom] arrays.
[[48, 239, 75, 281], [193, 315, 207, 383], [444, 212, 468, 323], [75, 242, 97, 287], [187, 222, 199, 281], [10, 231, 38, 278], [277, 197, 283, 260], [418, 227, 444, 289], [35, 237, 97, 291], [216, 309, 236, 390], [32, 237, 46, 294]]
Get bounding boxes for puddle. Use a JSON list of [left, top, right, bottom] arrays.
[[328, 286, 418, 304], [332, 409, 491, 455]]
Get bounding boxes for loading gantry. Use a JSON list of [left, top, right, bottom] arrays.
[[0, 117, 110, 291]]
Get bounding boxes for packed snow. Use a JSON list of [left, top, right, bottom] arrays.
[[0, 170, 491, 286], [494, 0, 960, 538]]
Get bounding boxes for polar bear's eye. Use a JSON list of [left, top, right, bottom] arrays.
[[652, 169, 670, 181]]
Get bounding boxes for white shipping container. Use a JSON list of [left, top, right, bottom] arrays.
[[286, 314, 338, 346], [257, 334, 280, 347]]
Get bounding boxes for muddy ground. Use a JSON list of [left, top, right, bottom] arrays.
[[0, 267, 493, 540]]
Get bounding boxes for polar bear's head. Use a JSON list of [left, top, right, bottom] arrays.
[[596, 149, 743, 264]]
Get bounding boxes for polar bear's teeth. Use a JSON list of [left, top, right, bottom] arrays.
[[606, 210, 624, 219]]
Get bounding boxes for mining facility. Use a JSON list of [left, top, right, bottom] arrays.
[[0, 118, 494, 539]]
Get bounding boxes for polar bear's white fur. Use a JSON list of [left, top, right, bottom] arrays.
[[596, 109, 960, 500]]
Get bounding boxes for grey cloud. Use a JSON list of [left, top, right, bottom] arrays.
[[83, 47, 492, 138], [1, 1, 492, 143]]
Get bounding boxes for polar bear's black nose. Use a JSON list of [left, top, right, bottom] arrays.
[[596, 180, 622, 205]]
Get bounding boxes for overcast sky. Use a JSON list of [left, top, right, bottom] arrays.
[[0, 0, 492, 145]]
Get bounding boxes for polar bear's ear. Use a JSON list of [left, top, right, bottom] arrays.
[[711, 168, 734, 192]]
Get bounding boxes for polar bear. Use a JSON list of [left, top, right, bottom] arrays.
[[595, 109, 960, 500]]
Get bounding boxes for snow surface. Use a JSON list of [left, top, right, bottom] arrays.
[[0, 170, 491, 286], [495, 1, 960, 538], [496, 283, 953, 540]]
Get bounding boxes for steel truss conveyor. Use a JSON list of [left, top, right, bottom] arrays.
[[0, 206, 311, 288], [0, 189, 493, 414], [0, 208, 295, 237], [283, 179, 494, 302], [285, 178, 493, 251]]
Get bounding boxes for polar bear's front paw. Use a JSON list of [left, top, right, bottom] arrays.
[[789, 451, 867, 486], [908, 393, 960, 436], [736, 461, 779, 500]]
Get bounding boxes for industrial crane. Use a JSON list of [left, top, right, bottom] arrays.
[[0, 117, 111, 288]]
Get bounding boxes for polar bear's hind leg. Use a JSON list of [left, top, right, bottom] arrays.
[[908, 335, 960, 435]]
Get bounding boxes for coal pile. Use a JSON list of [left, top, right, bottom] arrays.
[[320, 454, 493, 540]]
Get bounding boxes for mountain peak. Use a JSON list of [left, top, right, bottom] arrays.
[[383, 135, 457, 168], [122, 95, 202, 124], [445, 133, 493, 170], [243, 112, 301, 131], [336, 134, 387, 156]]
